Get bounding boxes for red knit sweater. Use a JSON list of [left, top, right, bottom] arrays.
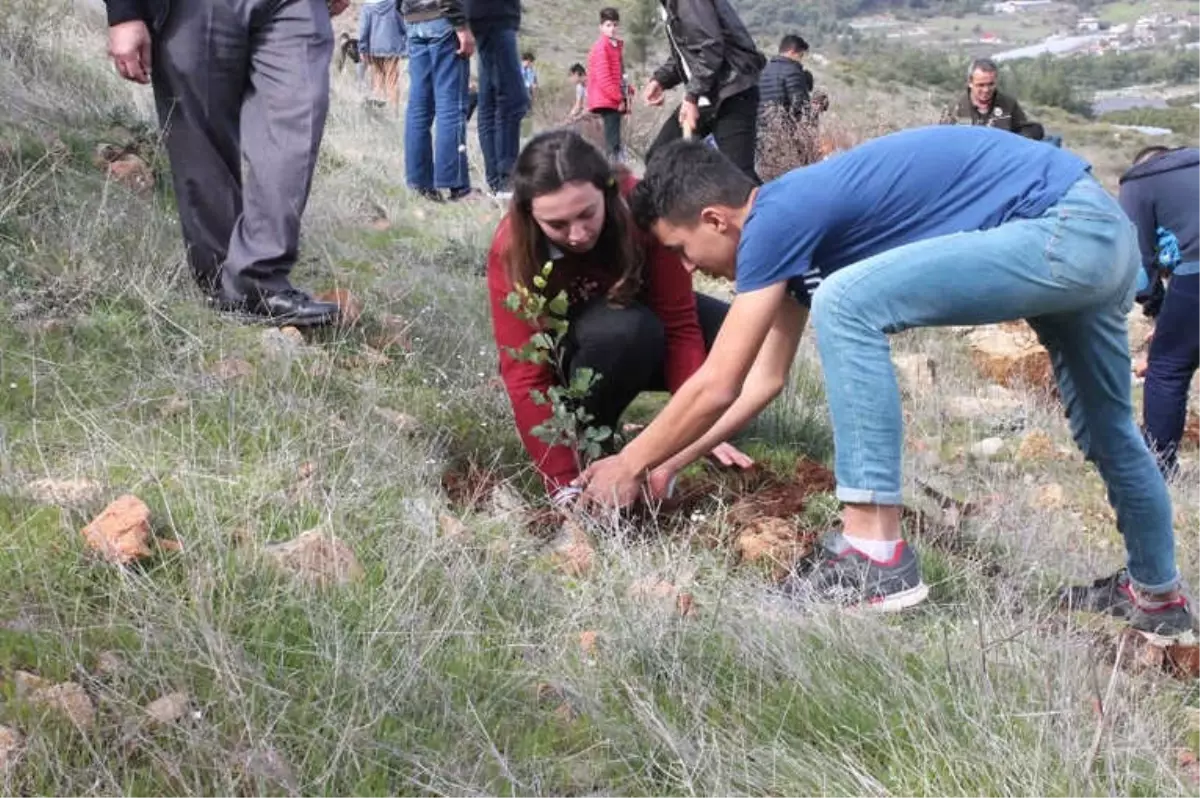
[[586, 35, 625, 111], [486, 177, 707, 491]]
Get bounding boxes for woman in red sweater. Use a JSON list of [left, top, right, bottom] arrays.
[[487, 129, 752, 505]]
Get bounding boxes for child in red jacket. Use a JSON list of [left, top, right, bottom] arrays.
[[486, 129, 752, 505], [586, 7, 626, 159]]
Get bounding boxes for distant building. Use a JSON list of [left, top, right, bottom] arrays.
[[1077, 16, 1100, 32], [992, 0, 1052, 13]]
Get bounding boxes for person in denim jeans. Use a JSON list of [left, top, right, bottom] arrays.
[[400, 0, 474, 201], [576, 126, 1195, 640], [467, 0, 528, 198]]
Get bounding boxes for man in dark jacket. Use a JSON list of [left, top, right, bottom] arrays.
[[758, 34, 813, 122], [1119, 145, 1200, 476], [466, 0, 527, 198], [642, 0, 766, 181], [943, 58, 1044, 141], [103, 0, 347, 326]]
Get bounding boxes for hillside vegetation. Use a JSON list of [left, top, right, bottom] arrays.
[[0, 2, 1197, 796]]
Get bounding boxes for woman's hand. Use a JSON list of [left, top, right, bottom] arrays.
[[707, 441, 754, 469]]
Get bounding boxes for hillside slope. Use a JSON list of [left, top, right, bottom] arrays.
[[0, 3, 1197, 796]]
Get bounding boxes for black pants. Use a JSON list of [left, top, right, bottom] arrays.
[[647, 86, 759, 182], [1143, 272, 1199, 476], [595, 108, 623, 158], [561, 293, 729, 433]]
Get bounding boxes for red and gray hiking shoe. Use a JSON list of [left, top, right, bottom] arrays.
[[781, 533, 930, 613], [1059, 569, 1197, 642]]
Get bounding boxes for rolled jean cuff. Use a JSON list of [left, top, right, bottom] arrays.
[[835, 484, 904, 506], [1127, 570, 1180, 595]]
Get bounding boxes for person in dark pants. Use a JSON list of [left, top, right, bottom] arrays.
[[642, 0, 766, 182], [1119, 145, 1200, 476], [586, 7, 626, 160], [103, 0, 346, 325], [466, 0, 528, 198], [486, 130, 753, 506]]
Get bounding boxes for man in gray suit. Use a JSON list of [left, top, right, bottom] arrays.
[[104, 0, 348, 326]]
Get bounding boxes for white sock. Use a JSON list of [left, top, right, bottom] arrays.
[[842, 533, 902, 563]]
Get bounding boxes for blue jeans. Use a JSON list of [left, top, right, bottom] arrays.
[[810, 175, 1178, 593], [473, 25, 527, 192], [405, 18, 469, 191], [1144, 271, 1199, 476]]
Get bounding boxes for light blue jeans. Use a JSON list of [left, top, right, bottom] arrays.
[[810, 175, 1179, 592]]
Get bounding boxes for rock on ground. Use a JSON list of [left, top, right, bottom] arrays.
[[0, 725, 22, 769], [892, 353, 936, 394], [81, 494, 153, 564], [969, 437, 1006, 459], [967, 324, 1053, 390], [144, 692, 191, 725], [262, 529, 364, 587], [30, 682, 95, 730], [24, 477, 104, 507]]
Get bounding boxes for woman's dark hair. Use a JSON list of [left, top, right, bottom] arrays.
[[506, 129, 642, 304]]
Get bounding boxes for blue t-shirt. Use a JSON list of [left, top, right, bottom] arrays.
[[736, 125, 1091, 305]]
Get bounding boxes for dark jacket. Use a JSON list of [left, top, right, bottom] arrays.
[[948, 90, 1043, 140], [1119, 147, 1200, 309], [104, 0, 167, 30], [652, 0, 766, 107], [464, 0, 520, 30], [758, 55, 811, 118], [398, 0, 466, 28]]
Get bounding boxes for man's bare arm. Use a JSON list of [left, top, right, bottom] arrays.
[[657, 297, 807, 478]]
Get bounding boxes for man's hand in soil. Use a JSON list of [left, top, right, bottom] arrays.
[[579, 284, 796, 508], [708, 441, 754, 468], [108, 20, 152, 84], [575, 454, 643, 509]]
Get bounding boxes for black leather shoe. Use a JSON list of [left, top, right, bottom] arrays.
[[214, 288, 339, 328]]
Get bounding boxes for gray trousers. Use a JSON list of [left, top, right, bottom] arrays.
[[151, 0, 334, 298]]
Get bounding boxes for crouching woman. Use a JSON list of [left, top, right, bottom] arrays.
[[487, 129, 752, 505]]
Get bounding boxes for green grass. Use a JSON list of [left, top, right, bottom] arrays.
[[0, 3, 1197, 796]]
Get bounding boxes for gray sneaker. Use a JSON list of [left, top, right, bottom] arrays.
[[781, 533, 929, 613], [1059, 569, 1197, 642]]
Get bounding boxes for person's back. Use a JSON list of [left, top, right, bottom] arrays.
[[741, 125, 1088, 295], [1119, 147, 1200, 277], [758, 35, 811, 120]]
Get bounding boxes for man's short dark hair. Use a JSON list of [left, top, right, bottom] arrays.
[[522, 51, 535, 62], [967, 57, 999, 79], [630, 140, 757, 229], [600, 6, 620, 22], [779, 34, 809, 54], [1134, 145, 1170, 165], [568, 63, 586, 76]]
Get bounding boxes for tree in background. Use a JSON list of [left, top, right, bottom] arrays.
[[621, 0, 659, 70]]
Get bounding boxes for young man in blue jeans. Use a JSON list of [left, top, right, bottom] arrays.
[[400, 0, 474, 201], [467, 0, 528, 199], [577, 125, 1195, 639]]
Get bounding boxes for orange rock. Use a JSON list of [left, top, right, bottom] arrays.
[[967, 325, 1053, 390], [578, 630, 598, 655], [30, 682, 95, 730], [735, 517, 812, 567], [1016, 429, 1056, 462], [437, 513, 470, 542], [314, 288, 364, 327], [1166, 641, 1199, 680], [81, 494, 153, 564], [107, 154, 154, 196]]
